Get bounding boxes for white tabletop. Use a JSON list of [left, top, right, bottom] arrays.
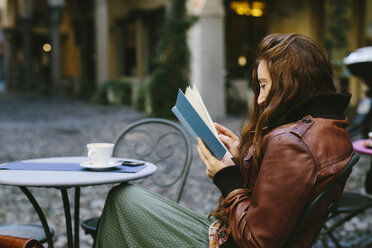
[[0, 157, 157, 187]]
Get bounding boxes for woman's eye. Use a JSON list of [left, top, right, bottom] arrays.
[[260, 84, 266, 89]]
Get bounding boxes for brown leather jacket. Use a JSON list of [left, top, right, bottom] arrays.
[[213, 93, 353, 248]]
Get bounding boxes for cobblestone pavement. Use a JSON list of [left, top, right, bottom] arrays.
[[0, 91, 371, 248]]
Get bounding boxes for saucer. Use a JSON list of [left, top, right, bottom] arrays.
[[80, 159, 122, 170]]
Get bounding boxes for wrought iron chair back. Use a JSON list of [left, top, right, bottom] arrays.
[[283, 153, 360, 248], [81, 118, 193, 238], [112, 117, 193, 203]]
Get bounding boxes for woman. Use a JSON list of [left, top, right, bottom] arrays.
[[95, 33, 353, 248]]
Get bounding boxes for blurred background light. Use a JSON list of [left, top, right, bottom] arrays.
[[43, 43, 52, 52], [238, 55, 247, 66], [230, 1, 265, 17]]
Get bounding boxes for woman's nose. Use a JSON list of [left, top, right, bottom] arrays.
[[257, 93, 265, 106]]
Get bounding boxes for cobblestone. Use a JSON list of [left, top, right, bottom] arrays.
[[0, 91, 371, 248]]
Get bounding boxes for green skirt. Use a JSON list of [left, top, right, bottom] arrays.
[[94, 184, 213, 248]]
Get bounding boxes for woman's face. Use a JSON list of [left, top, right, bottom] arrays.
[[257, 60, 272, 106]]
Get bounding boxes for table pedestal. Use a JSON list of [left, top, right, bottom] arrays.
[[21, 187, 81, 248], [61, 187, 80, 248], [366, 161, 372, 194]]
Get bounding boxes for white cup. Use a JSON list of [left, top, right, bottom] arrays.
[[87, 143, 114, 165]]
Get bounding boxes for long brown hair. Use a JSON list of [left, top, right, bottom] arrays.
[[210, 33, 336, 220], [239, 33, 336, 165]]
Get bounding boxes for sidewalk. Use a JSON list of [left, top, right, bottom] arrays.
[[0, 91, 371, 247]]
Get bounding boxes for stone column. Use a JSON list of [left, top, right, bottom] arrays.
[[94, 0, 109, 86], [188, 0, 226, 118], [48, 0, 64, 90]]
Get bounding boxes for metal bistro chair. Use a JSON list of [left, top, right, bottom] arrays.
[[0, 187, 55, 247], [320, 167, 372, 246], [0, 224, 51, 246], [81, 118, 193, 239], [283, 153, 360, 248]]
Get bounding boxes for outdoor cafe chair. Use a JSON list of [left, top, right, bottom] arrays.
[[283, 153, 360, 248], [319, 162, 372, 247], [0, 188, 55, 246], [0, 233, 44, 248], [0, 224, 52, 246], [81, 117, 193, 239]]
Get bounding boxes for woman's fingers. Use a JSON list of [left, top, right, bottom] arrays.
[[219, 134, 233, 147], [197, 138, 215, 178], [219, 134, 239, 158], [215, 123, 239, 142], [219, 134, 235, 152], [197, 137, 235, 178], [197, 138, 214, 163], [197, 142, 207, 163], [214, 122, 231, 135], [197, 145, 210, 177], [197, 138, 220, 164]]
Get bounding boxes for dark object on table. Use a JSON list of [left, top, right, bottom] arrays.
[[120, 160, 145, 167], [81, 118, 193, 239]]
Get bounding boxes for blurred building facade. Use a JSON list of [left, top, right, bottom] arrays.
[[0, 0, 370, 117]]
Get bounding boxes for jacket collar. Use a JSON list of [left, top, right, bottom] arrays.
[[267, 93, 351, 129]]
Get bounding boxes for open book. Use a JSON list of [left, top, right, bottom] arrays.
[[171, 85, 231, 160]]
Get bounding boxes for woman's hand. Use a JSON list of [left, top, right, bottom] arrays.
[[197, 138, 235, 178], [214, 122, 240, 158]]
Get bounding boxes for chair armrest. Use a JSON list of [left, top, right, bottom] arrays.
[[0, 234, 43, 248]]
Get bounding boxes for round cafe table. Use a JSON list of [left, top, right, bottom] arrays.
[[0, 156, 157, 248], [352, 139, 372, 194], [352, 139, 372, 155]]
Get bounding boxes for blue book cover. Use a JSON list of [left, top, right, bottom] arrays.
[[171, 89, 228, 160]]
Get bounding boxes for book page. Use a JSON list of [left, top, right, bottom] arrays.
[[190, 86, 219, 136], [185, 85, 232, 158], [185, 86, 218, 137], [180, 86, 233, 158]]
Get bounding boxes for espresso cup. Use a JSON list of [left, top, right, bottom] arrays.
[[87, 143, 114, 165]]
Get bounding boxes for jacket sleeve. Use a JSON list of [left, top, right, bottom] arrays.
[[215, 133, 317, 248]]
